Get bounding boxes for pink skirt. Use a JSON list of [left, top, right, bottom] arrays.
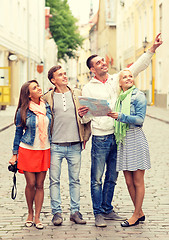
[[17, 147, 50, 174]]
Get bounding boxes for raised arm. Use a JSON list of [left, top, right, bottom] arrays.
[[129, 33, 163, 78], [148, 33, 163, 53]]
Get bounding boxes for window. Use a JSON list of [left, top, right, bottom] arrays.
[[0, 0, 5, 26], [0, 51, 5, 86], [20, 60, 27, 87], [149, 6, 153, 41], [144, 11, 147, 41], [149, 61, 152, 103], [157, 61, 162, 92], [138, 16, 142, 48], [159, 3, 162, 34]]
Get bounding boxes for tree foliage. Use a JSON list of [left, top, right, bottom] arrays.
[[46, 0, 84, 60]]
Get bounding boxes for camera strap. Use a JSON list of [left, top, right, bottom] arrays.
[[11, 173, 17, 200]]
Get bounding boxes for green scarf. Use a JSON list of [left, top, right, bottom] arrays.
[[114, 85, 136, 148]]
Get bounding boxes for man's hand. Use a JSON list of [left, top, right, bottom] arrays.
[[149, 33, 163, 53], [78, 106, 89, 117]]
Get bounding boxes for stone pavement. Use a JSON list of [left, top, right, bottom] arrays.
[[0, 106, 169, 240]]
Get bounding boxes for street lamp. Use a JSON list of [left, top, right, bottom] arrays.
[[120, 1, 125, 7], [143, 37, 148, 53], [37, 61, 44, 74], [8, 53, 18, 61]]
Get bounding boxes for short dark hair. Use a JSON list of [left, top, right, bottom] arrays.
[[48, 65, 62, 84], [86, 55, 98, 69]]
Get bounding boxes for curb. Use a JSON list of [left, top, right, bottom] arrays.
[[146, 114, 169, 125], [0, 123, 14, 132]]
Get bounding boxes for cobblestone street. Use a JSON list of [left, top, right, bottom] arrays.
[[0, 106, 169, 239]]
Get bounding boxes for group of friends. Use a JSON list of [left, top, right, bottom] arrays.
[[9, 34, 162, 229]]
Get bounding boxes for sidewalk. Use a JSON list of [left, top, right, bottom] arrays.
[[0, 106, 16, 131], [146, 105, 169, 123]]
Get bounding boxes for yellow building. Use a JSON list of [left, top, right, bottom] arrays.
[[134, 0, 155, 105], [116, 0, 156, 105]]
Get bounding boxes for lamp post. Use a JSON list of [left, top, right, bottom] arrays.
[[143, 37, 148, 53]]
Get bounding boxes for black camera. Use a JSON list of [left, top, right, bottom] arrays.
[[8, 162, 18, 173]]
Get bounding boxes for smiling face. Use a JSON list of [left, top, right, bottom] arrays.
[[51, 68, 68, 87], [90, 56, 108, 77], [119, 69, 134, 92], [29, 82, 42, 102]]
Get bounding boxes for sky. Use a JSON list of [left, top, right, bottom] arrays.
[[67, 0, 99, 24]]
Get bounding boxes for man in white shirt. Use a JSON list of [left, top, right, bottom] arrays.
[[78, 34, 162, 227]]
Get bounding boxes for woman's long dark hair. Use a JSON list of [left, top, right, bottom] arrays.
[[14, 80, 39, 127]]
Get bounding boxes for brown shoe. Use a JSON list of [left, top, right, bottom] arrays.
[[95, 214, 107, 227], [102, 210, 126, 221], [52, 213, 63, 226], [70, 211, 86, 224]]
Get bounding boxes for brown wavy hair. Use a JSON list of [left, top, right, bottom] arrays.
[[14, 80, 39, 127]]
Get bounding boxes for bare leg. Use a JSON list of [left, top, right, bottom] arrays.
[[132, 170, 145, 218], [34, 171, 47, 224], [24, 172, 36, 222], [123, 171, 136, 204], [124, 170, 145, 224], [123, 171, 144, 218]]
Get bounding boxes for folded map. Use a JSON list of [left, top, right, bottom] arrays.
[[78, 96, 111, 117]]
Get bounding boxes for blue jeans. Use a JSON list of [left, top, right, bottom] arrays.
[[91, 134, 118, 216], [49, 143, 82, 215]]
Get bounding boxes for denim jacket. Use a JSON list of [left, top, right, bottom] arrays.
[[13, 103, 52, 154], [117, 88, 147, 127]]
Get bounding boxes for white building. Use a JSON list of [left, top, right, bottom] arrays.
[[0, 0, 45, 106]]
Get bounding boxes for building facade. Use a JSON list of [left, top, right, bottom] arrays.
[[116, 0, 155, 105], [0, 0, 45, 106], [155, 0, 169, 108], [44, 7, 58, 92], [77, 0, 117, 86], [77, 23, 91, 89], [97, 0, 117, 75], [116, 0, 169, 108]]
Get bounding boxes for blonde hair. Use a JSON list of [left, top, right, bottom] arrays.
[[118, 68, 133, 81], [117, 68, 135, 92]]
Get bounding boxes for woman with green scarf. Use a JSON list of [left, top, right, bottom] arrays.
[[107, 69, 150, 227]]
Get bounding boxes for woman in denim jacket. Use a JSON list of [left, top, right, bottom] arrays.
[[108, 69, 151, 227], [9, 80, 52, 229]]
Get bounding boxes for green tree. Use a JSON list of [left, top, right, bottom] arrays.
[[46, 0, 84, 60]]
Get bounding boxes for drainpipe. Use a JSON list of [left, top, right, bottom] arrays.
[[151, 0, 156, 106]]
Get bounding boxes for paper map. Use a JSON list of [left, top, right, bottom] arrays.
[[78, 96, 111, 117]]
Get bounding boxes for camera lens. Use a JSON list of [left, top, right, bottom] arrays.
[[8, 163, 17, 173], [8, 165, 13, 171]]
